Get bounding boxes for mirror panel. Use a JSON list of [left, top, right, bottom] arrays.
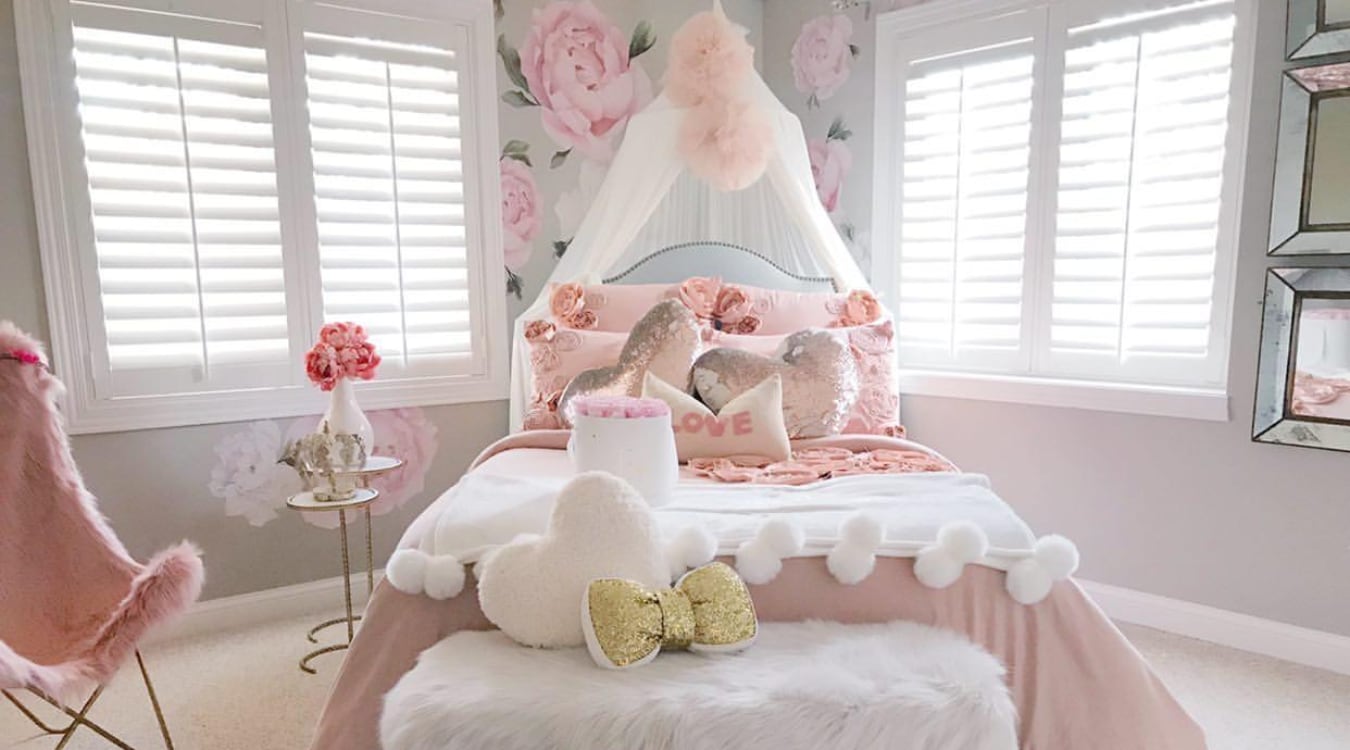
[[1289, 0, 1350, 59], [1254, 268, 1350, 451], [1269, 63, 1350, 253], [1327, 0, 1350, 26]]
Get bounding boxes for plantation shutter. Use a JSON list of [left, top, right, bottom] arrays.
[[1045, 2, 1237, 383], [884, 0, 1242, 390], [300, 8, 478, 379], [69, 2, 292, 397], [894, 38, 1037, 371]]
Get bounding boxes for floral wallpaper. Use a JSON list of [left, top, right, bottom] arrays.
[[209, 408, 439, 530], [494, 0, 662, 303], [492, 0, 763, 311]]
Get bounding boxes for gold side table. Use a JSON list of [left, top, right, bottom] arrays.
[[286, 455, 403, 674]]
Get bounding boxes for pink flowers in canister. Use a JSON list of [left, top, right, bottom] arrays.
[[570, 395, 670, 419], [304, 322, 380, 391], [791, 14, 856, 107]]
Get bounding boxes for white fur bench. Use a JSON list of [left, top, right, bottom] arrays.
[[381, 620, 1017, 750]]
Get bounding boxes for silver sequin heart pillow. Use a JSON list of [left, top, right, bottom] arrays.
[[691, 329, 859, 438], [558, 300, 702, 425]]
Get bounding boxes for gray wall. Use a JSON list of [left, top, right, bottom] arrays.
[[763, 0, 1350, 637]]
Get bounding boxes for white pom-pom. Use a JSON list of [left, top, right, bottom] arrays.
[[422, 554, 466, 600], [827, 544, 875, 585], [937, 521, 989, 563], [1033, 535, 1079, 580], [839, 513, 884, 548], [913, 548, 963, 589], [758, 519, 805, 557], [735, 539, 783, 584], [667, 526, 719, 578], [1006, 558, 1054, 605], [386, 548, 429, 595]]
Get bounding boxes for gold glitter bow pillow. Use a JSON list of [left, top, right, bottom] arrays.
[[583, 562, 757, 670]]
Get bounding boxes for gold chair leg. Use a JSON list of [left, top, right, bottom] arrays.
[[3, 652, 175, 750], [52, 686, 104, 750], [136, 650, 175, 750], [3, 688, 72, 734], [30, 686, 135, 750]]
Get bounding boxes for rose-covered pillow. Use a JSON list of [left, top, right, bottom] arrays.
[[522, 321, 628, 430], [643, 372, 790, 463], [547, 278, 886, 336]]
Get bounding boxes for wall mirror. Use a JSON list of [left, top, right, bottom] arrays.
[[1269, 61, 1350, 254], [1288, 0, 1350, 59], [1254, 268, 1350, 450]]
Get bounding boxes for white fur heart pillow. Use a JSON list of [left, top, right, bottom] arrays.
[[476, 472, 669, 648]]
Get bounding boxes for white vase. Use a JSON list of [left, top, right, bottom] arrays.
[[320, 378, 374, 468]]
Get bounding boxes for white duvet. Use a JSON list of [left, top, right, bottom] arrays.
[[389, 467, 1079, 605], [423, 471, 1034, 563]]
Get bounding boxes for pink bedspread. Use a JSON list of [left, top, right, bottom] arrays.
[[310, 434, 1204, 750]]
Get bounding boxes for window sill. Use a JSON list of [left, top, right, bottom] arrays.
[[897, 370, 1230, 422], [60, 376, 509, 435]]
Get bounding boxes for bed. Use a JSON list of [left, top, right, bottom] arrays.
[[307, 244, 1205, 750]]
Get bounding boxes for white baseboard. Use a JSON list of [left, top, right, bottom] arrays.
[[1079, 579, 1350, 676], [147, 570, 383, 646], [150, 573, 1350, 677]]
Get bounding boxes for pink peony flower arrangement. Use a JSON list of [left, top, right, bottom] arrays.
[[305, 322, 380, 391]]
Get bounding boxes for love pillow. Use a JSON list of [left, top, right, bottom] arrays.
[[642, 372, 790, 463]]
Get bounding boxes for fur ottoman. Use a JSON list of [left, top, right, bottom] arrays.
[[381, 620, 1017, 750]]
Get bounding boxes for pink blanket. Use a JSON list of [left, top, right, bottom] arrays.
[[309, 435, 1204, 750]]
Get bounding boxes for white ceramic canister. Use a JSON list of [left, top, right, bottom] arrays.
[[567, 412, 679, 507]]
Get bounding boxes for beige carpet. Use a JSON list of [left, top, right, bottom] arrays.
[[3, 615, 1349, 749]]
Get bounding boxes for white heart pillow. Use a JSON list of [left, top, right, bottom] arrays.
[[476, 472, 668, 648], [642, 372, 791, 463]]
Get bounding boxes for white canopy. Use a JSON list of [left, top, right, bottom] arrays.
[[510, 17, 870, 428]]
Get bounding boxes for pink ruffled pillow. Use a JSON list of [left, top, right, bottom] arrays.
[[547, 278, 883, 336], [521, 320, 627, 430]]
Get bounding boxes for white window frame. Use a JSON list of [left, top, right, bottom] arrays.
[[872, 0, 1257, 421], [15, 0, 507, 434]]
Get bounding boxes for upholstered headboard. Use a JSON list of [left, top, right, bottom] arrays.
[[602, 241, 838, 292]]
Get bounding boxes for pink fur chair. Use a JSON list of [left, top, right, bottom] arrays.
[[0, 322, 204, 749]]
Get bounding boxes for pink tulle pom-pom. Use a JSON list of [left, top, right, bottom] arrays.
[[678, 98, 774, 191], [572, 395, 670, 419], [665, 11, 755, 108]]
